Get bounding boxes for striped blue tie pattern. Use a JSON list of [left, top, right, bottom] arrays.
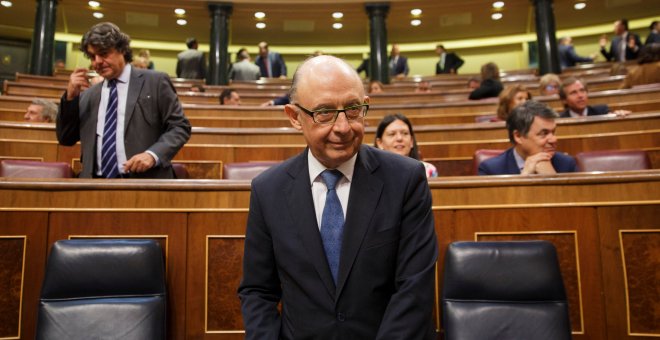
[[320, 169, 345, 284], [101, 79, 119, 178]]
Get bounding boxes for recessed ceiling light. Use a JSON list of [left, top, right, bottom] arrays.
[[176, 19, 187, 26], [92, 12, 104, 19], [256, 22, 266, 29], [492, 1, 505, 9], [491, 12, 503, 20], [174, 8, 186, 15], [254, 12, 266, 19], [332, 12, 343, 19], [411, 19, 422, 26], [573, 2, 586, 10], [410, 8, 422, 16], [0, 0, 12, 7], [332, 23, 343, 29], [88, 1, 100, 8]]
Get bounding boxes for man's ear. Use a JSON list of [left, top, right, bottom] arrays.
[[285, 104, 303, 131], [512, 130, 523, 145]]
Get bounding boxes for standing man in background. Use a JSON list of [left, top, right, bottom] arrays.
[[57, 22, 191, 179], [176, 37, 206, 79], [230, 48, 261, 81], [435, 44, 464, 74], [239, 55, 438, 339], [389, 44, 410, 77], [557, 37, 595, 68], [600, 19, 642, 62], [255, 41, 287, 78]]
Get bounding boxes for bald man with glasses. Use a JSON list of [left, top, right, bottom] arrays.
[[238, 55, 438, 339]]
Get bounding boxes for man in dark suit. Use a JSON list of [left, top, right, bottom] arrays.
[[558, 37, 594, 68], [558, 77, 630, 118], [435, 44, 464, 74], [479, 101, 577, 175], [238, 55, 438, 339], [646, 21, 659, 45], [389, 44, 410, 77], [176, 37, 206, 79], [255, 41, 287, 78], [600, 19, 642, 62], [57, 22, 191, 179]]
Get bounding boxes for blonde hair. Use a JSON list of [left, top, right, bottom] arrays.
[[496, 85, 532, 121]]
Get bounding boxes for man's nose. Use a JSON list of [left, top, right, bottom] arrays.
[[332, 112, 351, 132]]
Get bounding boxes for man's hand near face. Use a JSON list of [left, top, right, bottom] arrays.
[[521, 152, 556, 175]]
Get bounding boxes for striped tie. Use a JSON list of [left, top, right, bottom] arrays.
[[101, 79, 119, 178], [320, 169, 345, 284]]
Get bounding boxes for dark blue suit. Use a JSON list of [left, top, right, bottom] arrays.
[[601, 33, 642, 61], [255, 52, 287, 78], [558, 44, 593, 68], [389, 56, 409, 76], [478, 147, 577, 175], [239, 145, 438, 339], [559, 104, 609, 118]]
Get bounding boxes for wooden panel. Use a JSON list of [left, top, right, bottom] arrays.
[[187, 212, 248, 340], [597, 205, 660, 339], [0, 212, 48, 340], [47, 212, 188, 340]]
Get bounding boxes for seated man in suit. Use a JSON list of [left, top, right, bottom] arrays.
[[435, 44, 464, 74], [388, 44, 409, 77], [558, 77, 630, 118], [219, 88, 241, 105], [25, 98, 57, 123], [479, 100, 577, 176], [58, 22, 191, 179], [255, 41, 287, 78], [239, 55, 438, 339]]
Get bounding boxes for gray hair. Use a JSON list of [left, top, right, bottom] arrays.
[[32, 98, 58, 122], [506, 100, 558, 144]]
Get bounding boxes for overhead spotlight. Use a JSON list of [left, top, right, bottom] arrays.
[[333, 23, 343, 29], [492, 1, 505, 8], [0, 0, 12, 7], [410, 8, 422, 16], [88, 1, 100, 8], [411, 19, 422, 26], [491, 12, 503, 20], [574, 2, 587, 10], [256, 22, 266, 29], [254, 12, 266, 19], [174, 8, 186, 15], [332, 12, 343, 19], [176, 19, 187, 26], [92, 12, 104, 19]]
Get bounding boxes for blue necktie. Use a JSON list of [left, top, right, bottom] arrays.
[[101, 79, 119, 178], [320, 169, 344, 284]]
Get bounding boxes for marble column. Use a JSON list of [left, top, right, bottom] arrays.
[[532, 0, 561, 75], [29, 0, 57, 75], [208, 2, 232, 85], [365, 3, 390, 84]]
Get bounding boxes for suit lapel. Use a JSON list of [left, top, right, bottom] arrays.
[[505, 148, 521, 174], [124, 68, 144, 130], [336, 146, 383, 298], [285, 151, 337, 298]]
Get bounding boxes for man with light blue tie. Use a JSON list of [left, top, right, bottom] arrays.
[[239, 55, 438, 339], [57, 22, 191, 179], [255, 41, 287, 78]]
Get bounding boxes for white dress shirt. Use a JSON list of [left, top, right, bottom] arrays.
[[308, 150, 356, 230]]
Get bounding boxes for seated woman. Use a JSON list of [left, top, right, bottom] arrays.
[[539, 73, 561, 96], [468, 62, 503, 100], [496, 85, 532, 121], [374, 113, 438, 178], [368, 80, 385, 94]]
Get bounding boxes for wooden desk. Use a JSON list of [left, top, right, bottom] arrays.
[[0, 171, 658, 339]]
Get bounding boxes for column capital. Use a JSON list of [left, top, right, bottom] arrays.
[[208, 2, 233, 15], [365, 2, 389, 17]]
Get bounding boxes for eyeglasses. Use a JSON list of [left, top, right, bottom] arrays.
[[294, 103, 369, 124]]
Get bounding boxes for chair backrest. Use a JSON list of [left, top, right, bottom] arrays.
[[0, 159, 74, 178], [36, 239, 167, 340], [473, 149, 505, 175], [172, 162, 189, 179], [576, 149, 651, 172], [222, 161, 279, 180], [442, 241, 571, 340]]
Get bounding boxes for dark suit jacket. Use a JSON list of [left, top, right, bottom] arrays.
[[255, 52, 287, 78], [239, 145, 438, 339], [646, 31, 660, 45], [57, 68, 192, 178], [176, 49, 206, 79], [468, 78, 503, 100], [559, 104, 609, 118], [478, 147, 577, 175], [435, 52, 464, 74], [601, 33, 642, 61], [389, 55, 409, 76], [558, 44, 593, 68]]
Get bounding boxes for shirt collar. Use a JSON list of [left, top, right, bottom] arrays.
[[569, 107, 588, 117], [307, 149, 357, 186], [106, 64, 131, 87], [512, 147, 526, 171]]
